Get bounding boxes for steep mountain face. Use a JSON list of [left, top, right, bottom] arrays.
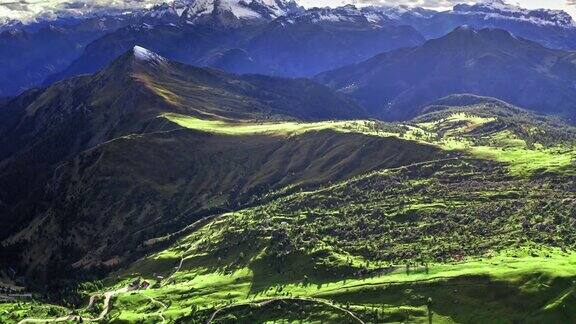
[[0, 0, 301, 32], [0, 45, 363, 175], [386, 0, 576, 51], [453, 1, 574, 28], [0, 47, 399, 279], [317, 26, 576, 122], [181, 0, 301, 27], [365, 5, 436, 22]]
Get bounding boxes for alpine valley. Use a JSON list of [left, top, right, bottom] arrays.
[[1, 0, 576, 323]]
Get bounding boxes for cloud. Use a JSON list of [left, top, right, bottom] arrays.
[[0, 1, 31, 12], [0, 0, 163, 24]]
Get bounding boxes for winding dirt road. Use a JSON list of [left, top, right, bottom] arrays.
[[18, 286, 131, 324], [206, 297, 365, 324]]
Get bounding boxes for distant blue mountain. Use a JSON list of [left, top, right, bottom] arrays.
[[316, 26, 576, 122], [44, 3, 425, 85], [0, 15, 136, 97]]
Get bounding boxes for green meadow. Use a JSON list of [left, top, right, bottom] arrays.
[[5, 106, 575, 323]]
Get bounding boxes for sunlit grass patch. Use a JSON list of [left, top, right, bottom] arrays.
[[418, 112, 496, 134], [470, 146, 575, 176], [162, 113, 398, 137]]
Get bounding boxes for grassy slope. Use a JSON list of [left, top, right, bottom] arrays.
[[4, 106, 576, 323]]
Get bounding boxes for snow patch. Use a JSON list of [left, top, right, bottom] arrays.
[[290, 5, 386, 27], [220, 1, 261, 19], [177, 0, 300, 27], [133, 46, 166, 63]]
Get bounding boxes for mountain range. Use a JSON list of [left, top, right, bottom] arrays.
[[0, 16, 134, 97], [392, 0, 576, 49], [44, 3, 425, 85], [2, 1, 576, 323], [6, 0, 576, 100]]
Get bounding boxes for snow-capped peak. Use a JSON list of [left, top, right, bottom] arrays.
[[275, 4, 441, 28], [276, 5, 393, 28], [284, 5, 366, 24], [453, 0, 575, 28], [362, 5, 436, 21], [166, 0, 301, 27], [133, 46, 166, 63]]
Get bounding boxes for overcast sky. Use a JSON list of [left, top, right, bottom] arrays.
[[1, 0, 576, 23]]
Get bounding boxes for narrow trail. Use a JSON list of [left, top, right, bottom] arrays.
[[84, 295, 97, 311], [147, 296, 168, 324], [167, 255, 184, 283], [139, 254, 183, 324], [206, 297, 365, 324], [17, 315, 75, 323], [92, 287, 130, 322]]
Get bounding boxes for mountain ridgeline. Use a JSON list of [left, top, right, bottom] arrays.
[[0, 47, 435, 282]]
